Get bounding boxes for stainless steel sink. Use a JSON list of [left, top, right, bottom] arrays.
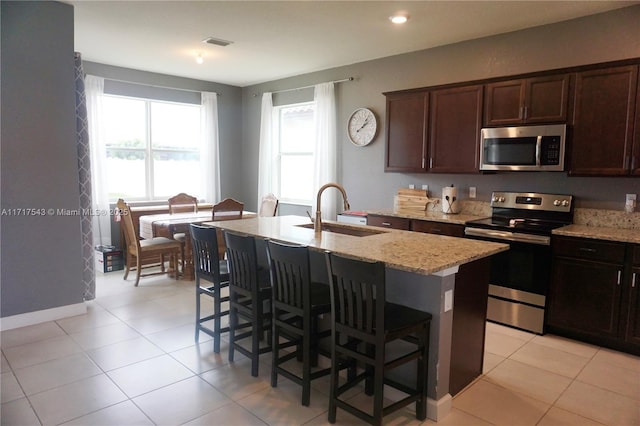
[[295, 223, 386, 237]]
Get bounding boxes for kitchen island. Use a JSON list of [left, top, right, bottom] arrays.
[[205, 215, 508, 421]]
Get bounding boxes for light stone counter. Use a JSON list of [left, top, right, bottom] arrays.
[[205, 215, 507, 422], [553, 208, 640, 244], [205, 215, 507, 275], [553, 224, 640, 244], [368, 208, 489, 226]]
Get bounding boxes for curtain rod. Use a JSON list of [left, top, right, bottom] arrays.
[[102, 76, 220, 95], [253, 77, 354, 97]]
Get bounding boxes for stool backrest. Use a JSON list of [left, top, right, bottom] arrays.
[[224, 231, 259, 293], [267, 241, 311, 312], [190, 224, 224, 282], [326, 252, 386, 339]]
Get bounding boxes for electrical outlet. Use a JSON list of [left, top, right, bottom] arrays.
[[421, 184, 429, 191], [626, 194, 636, 202], [409, 184, 415, 189], [469, 187, 477, 198], [444, 289, 453, 312]]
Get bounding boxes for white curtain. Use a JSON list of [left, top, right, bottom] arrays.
[[200, 92, 221, 203], [85, 75, 111, 246], [312, 82, 337, 220], [257, 92, 275, 208]]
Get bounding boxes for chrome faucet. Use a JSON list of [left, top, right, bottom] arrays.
[[315, 183, 350, 233]]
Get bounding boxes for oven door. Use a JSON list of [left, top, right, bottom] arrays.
[[464, 227, 552, 333]]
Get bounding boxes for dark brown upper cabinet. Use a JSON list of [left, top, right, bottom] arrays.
[[569, 65, 638, 176], [484, 74, 571, 126], [385, 91, 429, 172], [429, 85, 483, 173]]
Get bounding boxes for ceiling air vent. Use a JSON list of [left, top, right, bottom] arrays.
[[202, 37, 233, 47]]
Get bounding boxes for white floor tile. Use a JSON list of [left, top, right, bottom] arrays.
[[146, 322, 211, 353], [3, 335, 83, 370], [483, 329, 529, 358], [0, 397, 41, 426], [59, 400, 154, 426], [28, 374, 127, 425], [86, 336, 163, 371], [13, 352, 102, 396], [132, 376, 233, 425], [0, 321, 65, 349], [169, 340, 230, 374], [1, 372, 24, 403], [107, 354, 194, 397], [537, 406, 607, 426], [577, 354, 640, 399], [510, 341, 591, 378], [531, 333, 599, 358], [592, 347, 640, 373], [200, 358, 271, 400], [181, 401, 267, 426], [69, 321, 141, 350], [55, 304, 121, 334]]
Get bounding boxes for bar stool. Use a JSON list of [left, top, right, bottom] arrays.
[[266, 240, 332, 406], [224, 230, 272, 377], [325, 252, 432, 426], [190, 224, 229, 352]]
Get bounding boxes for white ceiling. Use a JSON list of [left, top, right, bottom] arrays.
[[69, 1, 638, 87]]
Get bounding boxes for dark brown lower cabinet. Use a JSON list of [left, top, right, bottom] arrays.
[[624, 247, 640, 346], [548, 236, 640, 355]]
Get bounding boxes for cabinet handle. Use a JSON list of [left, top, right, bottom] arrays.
[[519, 106, 524, 119], [632, 157, 637, 171], [381, 222, 391, 227], [617, 270, 622, 285], [579, 247, 597, 253], [422, 158, 425, 169], [432, 228, 442, 233], [633, 273, 637, 288], [523, 106, 528, 119]]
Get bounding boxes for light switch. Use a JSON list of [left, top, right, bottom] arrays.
[[444, 289, 453, 312], [469, 187, 477, 198]]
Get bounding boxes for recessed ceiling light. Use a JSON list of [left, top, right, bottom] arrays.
[[389, 14, 409, 24], [201, 37, 233, 47]]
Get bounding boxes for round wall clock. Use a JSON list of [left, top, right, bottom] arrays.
[[347, 107, 377, 147]]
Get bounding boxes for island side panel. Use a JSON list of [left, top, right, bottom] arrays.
[[385, 267, 456, 403]]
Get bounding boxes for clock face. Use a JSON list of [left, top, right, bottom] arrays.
[[347, 108, 377, 146]]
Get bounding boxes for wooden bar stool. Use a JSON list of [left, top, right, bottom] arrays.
[[266, 240, 332, 406], [325, 252, 432, 426], [224, 230, 272, 377], [190, 224, 229, 353]]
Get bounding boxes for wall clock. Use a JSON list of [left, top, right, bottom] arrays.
[[347, 107, 377, 147]]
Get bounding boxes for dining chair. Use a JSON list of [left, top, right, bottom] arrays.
[[325, 252, 432, 426], [266, 240, 332, 406], [212, 198, 244, 220], [116, 199, 182, 286], [224, 230, 272, 377], [259, 193, 279, 217], [190, 224, 229, 352], [168, 192, 199, 271]]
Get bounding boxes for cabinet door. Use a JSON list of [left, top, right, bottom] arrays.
[[569, 65, 638, 176], [484, 79, 525, 126], [548, 257, 623, 339], [410, 219, 464, 237], [625, 265, 640, 345], [524, 74, 571, 123], [632, 78, 640, 176], [385, 92, 429, 172], [366, 214, 409, 230], [429, 85, 482, 173]]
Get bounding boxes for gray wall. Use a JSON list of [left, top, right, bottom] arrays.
[[1, 1, 84, 317], [240, 6, 640, 213]]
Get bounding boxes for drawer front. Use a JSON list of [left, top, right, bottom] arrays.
[[411, 220, 464, 237], [367, 214, 409, 230], [553, 236, 626, 264], [634, 245, 640, 266]]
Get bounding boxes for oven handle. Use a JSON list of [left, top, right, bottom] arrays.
[[464, 227, 551, 246]]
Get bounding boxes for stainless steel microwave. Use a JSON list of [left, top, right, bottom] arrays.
[[480, 124, 566, 171]]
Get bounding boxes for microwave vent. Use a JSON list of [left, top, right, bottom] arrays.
[[202, 37, 233, 47]]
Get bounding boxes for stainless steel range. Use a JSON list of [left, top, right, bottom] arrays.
[[464, 192, 573, 334]]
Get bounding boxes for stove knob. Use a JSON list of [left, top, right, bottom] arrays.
[[492, 196, 499, 202], [553, 199, 561, 206], [499, 196, 505, 203], [561, 200, 570, 207]]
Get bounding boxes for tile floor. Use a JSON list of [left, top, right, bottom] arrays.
[[2, 271, 639, 426]]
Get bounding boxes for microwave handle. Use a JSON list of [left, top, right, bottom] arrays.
[[535, 136, 542, 166]]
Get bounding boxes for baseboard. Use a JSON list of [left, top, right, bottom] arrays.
[[427, 393, 452, 421], [0, 303, 87, 331]]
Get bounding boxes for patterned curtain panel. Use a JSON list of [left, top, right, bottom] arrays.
[[74, 52, 96, 300]]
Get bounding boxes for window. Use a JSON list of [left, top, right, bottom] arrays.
[[274, 102, 315, 204], [102, 95, 201, 201]]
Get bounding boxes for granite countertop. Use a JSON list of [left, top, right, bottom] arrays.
[[553, 225, 640, 244], [205, 215, 508, 276], [366, 208, 489, 225]]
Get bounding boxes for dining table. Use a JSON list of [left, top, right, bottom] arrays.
[[139, 210, 256, 280]]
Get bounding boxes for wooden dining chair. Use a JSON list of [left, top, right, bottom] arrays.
[[168, 193, 199, 271], [259, 193, 279, 217], [212, 197, 244, 220], [116, 199, 182, 286]]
